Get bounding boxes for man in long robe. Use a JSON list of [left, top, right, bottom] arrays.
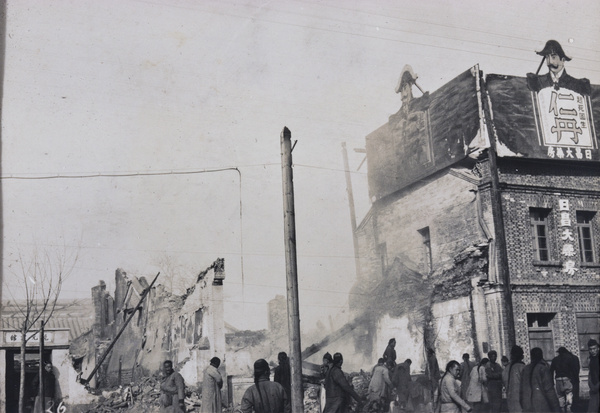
[[459, 354, 475, 401], [367, 358, 393, 412], [323, 353, 363, 413], [160, 360, 186, 413], [392, 359, 412, 410], [486, 351, 503, 413], [241, 359, 290, 413], [201, 357, 223, 413]]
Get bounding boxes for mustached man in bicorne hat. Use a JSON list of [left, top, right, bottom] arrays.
[[526, 39, 591, 95]]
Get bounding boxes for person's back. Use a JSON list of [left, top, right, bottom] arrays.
[[242, 379, 289, 413], [274, 352, 291, 399], [241, 359, 290, 413], [323, 353, 362, 413], [521, 348, 560, 413]]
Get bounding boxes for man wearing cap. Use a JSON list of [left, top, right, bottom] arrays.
[[241, 359, 290, 413], [200, 357, 223, 413], [526, 39, 591, 95], [588, 339, 599, 413], [550, 347, 575, 413], [323, 353, 363, 413]]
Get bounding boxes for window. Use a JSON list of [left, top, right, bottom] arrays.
[[418, 227, 433, 274], [576, 313, 600, 368], [577, 211, 597, 263], [530, 208, 551, 261]]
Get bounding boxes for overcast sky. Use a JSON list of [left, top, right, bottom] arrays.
[[2, 0, 599, 332]]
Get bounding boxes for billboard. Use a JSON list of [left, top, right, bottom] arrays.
[[486, 74, 599, 161]]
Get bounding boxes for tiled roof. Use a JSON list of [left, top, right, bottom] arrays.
[[1, 299, 94, 340]]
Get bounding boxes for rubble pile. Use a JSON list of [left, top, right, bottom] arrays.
[[82, 370, 370, 412], [82, 376, 203, 413], [349, 370, 371, 399], [303, 383, 321, 413]]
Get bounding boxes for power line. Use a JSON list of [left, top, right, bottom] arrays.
[[0, 162, 367, 180]]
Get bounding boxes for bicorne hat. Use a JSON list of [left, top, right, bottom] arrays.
[[536, 40, 571, 61]]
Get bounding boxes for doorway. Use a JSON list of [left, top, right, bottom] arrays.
[[527, 312, 556, 361], [5, 349, 52, 413]]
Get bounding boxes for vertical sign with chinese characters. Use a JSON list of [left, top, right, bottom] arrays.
[[534, 88, 597, 160], [558, 199, 578, 275]]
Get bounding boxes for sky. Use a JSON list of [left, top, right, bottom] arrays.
[[1, 0, 599, 333]]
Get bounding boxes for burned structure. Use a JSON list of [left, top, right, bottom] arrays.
[[71, 258, 227, 398], [347, 63, 599, 396]]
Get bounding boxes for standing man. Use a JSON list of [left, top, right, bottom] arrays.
[[383, 338, 397, 368], [392, 358, 413, 410], [32, 361, 56, 413], [323, 353, 363, 413], [520, 348, 560, 413], [201, 357, 223, 413], [459, 354, 475, 401], [526, 40, 591, 95], [587, 339, 599, 413], [426, 347, 441, 403], [367, 358, 393, 412], [486, 350, 503, 413], [567, 349, 580, 411], [160, 360, 186, 413], [550, 347, 575, 413], [274, 351, 292, 399], [504, 345, 525, 413], [241, 358, 290, 413]]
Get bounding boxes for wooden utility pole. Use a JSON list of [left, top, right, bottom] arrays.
[[39, 320, 45, 412], [280, 126, 303, 411], [341, 142, 361, 278]]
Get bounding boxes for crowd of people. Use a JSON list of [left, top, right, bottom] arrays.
[[362, 338, 599, 413], [155, 337, 599, 413]]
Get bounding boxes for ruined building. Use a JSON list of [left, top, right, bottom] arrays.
[[347, 64, 599, 396], [71, 258, 226, 398]]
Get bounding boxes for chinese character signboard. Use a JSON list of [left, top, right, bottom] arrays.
[[4, 331, 54, 345], [533, 88, 596, 160], [557, 199, 578, 276], [486, 74, 600, 161]]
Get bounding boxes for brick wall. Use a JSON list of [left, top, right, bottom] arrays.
[[358, 167, 484, 280], [498, 158, 600, 368]]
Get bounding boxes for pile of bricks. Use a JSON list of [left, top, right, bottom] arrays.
[[83, 375, 203, 412]]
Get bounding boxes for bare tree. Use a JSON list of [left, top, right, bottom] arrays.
[[152, 253, 193, 295], [3, 245, 78, 413]]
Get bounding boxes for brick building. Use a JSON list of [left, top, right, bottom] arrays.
[[350, 64, 600, 393]]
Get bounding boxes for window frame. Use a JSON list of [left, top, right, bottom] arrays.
[[530, 208, 551, 262], [576, 210, 597, 263]]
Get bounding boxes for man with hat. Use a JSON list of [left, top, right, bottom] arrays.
[[588, 339, 599, 413], [526, 39, 591, 95], [323, 353, 363, 413], [240, 359, 290, 413], [200, 357, 223, 413], [550, 347, 577, 413]]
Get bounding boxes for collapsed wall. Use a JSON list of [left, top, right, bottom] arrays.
[[72, 258, 226, 393]]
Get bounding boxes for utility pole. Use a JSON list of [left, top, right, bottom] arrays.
[[280, 126, 303, 412], [341, 142, 361, 278], [39, 320, 45, 412]]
